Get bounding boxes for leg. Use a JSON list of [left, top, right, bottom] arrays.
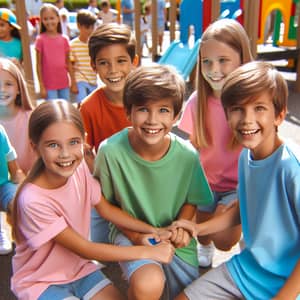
[[175, 264, 244, 300], [128, 264, 165, 300], [90, 208, 110, 244], [91, 284, 125, 300]]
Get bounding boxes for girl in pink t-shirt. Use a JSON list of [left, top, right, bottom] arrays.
[[178, 19, 252, 267], [35, 3, 76, 101], [11, 100, 174, 300]]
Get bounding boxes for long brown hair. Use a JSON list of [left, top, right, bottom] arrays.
[[11, 100, 85, 243], [194, 19, 253, 149]]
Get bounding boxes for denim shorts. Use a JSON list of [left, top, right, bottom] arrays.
[[76, 81, 97, 103], [38, 270, 111, 300], [47, 88, 70, 101], [114, 233, 199, 299], [198, 190, 237, 213], [0, 181, 17, 211]]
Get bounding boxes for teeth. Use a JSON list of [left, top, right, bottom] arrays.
[[108, 77, 121, 83], [145, 129, 160, 134], [241, 129, 258, 135], [58, 161, 73, 167]]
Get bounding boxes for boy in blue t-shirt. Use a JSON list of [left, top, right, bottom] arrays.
[[0, 125, 24, 255], [174, 61, 300, 300], [94, 64, 213, 299]]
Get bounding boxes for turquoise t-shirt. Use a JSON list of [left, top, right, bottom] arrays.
[[227, 143, 300, 299], [0, 125, 17, 185], [0, 38, 22, 61], [95, 128, 213, 267]]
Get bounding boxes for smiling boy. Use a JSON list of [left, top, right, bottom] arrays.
[[94, 64, 213, 299], [174, 61, 300, 300]]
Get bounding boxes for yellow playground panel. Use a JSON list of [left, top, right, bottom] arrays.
[[258, 0, 299, 46]]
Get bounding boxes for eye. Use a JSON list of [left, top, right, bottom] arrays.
[[202, 59, 210, 65], [255, 105, 266, 112], [97, 60, 108, 66], [229, 106, 242, 112], [118, 58, 128, 64], [160, 107, 170, 113], [219, 58, 228, 63], [137, 107, 148, 112], [70, 139, 82, 146], [48, 143, 58, 148]]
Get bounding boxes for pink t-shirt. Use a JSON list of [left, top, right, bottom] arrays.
[[35, 33, 70, 90], [11, 161, 101, 300], [1, 109, 36, 173], [179, 92, 241, 192]]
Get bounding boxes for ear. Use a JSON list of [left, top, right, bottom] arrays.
[[274, 108, 286, 127], [90, 61, 96, 72], [30, 141, 39, 155], [132, 55, 139, 68]]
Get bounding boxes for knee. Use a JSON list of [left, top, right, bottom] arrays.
[[129, 264, 165, 298]]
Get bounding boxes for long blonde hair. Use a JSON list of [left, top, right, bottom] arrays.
[[11, 100, 85, 243], [194, 19, 253, 148]]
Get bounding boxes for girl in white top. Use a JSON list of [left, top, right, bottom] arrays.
[[11, 100, 174, 300]]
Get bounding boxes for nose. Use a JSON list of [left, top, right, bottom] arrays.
[[210, 61, 220, 74], [109, 61, 117, 73], [59, 145, 70, 158], [242, 108, 254, 124], [146, 111, 157, 124]]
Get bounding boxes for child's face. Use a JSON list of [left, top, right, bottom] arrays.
[[92, 44, 135, 94], [78, 24, 95, 40], [0, 69, 19, 108], [34, 121, 84, 188], [201, 39, 241, 97], [0, 19, 12, 40], [128, 98, 178, 151], [226, 92, 285, 160], [41, 8, 60, 34]]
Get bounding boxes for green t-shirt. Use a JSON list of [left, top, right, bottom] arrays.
[[95, 128, 213, 267]]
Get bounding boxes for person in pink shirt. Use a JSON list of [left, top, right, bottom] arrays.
[[178, 19, 252, 267], [10, 100, 174, 300], [35, 3, 76, 101]]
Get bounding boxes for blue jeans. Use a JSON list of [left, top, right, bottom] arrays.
[[38, 270, 111, 300], [76, 81, 97, 103], [0, 181, 17, 211], [90, 208, 110, 243], [47, 88, 70, 101]]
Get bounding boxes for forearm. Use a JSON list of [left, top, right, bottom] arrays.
[[96, 197, 156, 235], [178, 203, 196, 221], [196, 202, 240, 236], [273, 260, 300, 300]]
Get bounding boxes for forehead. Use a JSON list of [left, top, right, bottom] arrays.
[[201, 39, 239, 57], [95, 43, 130, 59], [0, 69, 16, 81]]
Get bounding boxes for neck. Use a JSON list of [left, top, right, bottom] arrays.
[[103, 87, 123, 106], [0, 105, 18, 119]]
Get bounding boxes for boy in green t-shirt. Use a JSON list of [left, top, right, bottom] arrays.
[[94, 64, 213, 299]]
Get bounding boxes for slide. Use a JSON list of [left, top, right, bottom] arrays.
[[158, 39, 201, 80]]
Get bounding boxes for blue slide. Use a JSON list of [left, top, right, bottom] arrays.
[[158, 39, 200, 80]]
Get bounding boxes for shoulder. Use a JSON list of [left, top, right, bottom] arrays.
[[171, 133, 198, 157], [99, 129, 127, 153], [281, 142, 300, 170], [80, 88, 103, 110]]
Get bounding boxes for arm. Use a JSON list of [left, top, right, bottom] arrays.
[[173, 201, 240, 237], [273, 260, 300, 300], [66, 51, 78, 94], [170, 203, 196, 248], [95, 195, 158, 235], [8, 160, 25, 184], [54, 226, 174, 264], [36, 50, 47, 99]]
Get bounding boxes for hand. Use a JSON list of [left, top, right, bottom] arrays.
[[12, 169, 25, 184], [156, 227, 173, 241], [70, 82, 78, 94], [170, 227, 192, 248], [172, 219, 198, 237], [84, 143, 95, 173], [40, 86, 47, 99], [147, 241, 175, 264]]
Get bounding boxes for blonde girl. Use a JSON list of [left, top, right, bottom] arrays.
[[178, 19, 253, 267], [11, 100, 174, 300], [35, 4, 76, 100]]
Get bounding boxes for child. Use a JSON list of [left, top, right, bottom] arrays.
[[35, 3, 76, 100], [178, 18, 253, 267], [0, 58, 36, 254], [0, 58, 36, 174], [11, 99, 175, 300], [140, 3, 151, 57], [0, 124, 24, 255], [99, 0, 117, 24], [121, 0, 134, 29], [0, 8, 22, 64], [87, 0, 100, 16], [174, 61, 300, 300], [94, 64, 213, 299], [70, 9, 98, 105], [80, 23, 138, 243]]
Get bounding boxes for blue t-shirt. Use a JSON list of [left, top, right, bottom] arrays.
[[0, 125, 17, 185], [227, 142, 300, 299], [0, 38, 22, 61]]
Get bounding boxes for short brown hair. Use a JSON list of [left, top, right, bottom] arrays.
[[76, 9, 97, 27], [221, 61, 288, 118], [88, 23, 136, 63], [123, 64, 185, 117]]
